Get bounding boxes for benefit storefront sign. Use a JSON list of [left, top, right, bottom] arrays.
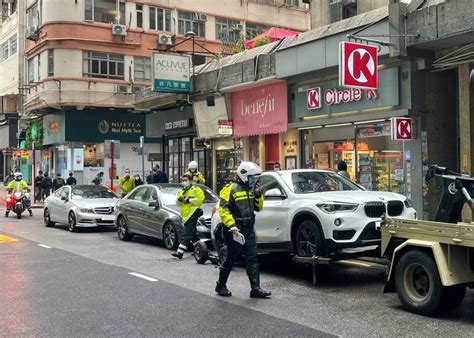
[[294, 67, 399, 120], [231, 81, 287, 137]]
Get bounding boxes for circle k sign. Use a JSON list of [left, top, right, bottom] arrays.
[[391, 117, 413, 141], [339, 41, 378, 90]]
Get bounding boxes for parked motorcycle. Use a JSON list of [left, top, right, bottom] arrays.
[[5, 190, 31, 219]]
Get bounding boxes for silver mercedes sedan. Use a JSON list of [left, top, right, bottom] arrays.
[[114, 183, 217, 250], [43, 185, 120, 232]]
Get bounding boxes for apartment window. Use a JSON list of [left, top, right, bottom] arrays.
[[134, 57, 151, 82], [83, 51, 124, 79], [149, 7, 171, 32], [84, 0, 125, 25], [27, 3, 41, 28], [245, 23, 269, 39], [342, 3, 357, 19], [178, 12, 205, 37], [28, 59, 35, 83], [1, 0, 16, 18], [2, 43, 8, 61], [136, 4, 143, 28], [9, 35, 17, 56], [37, 56, 41, 81], [285, 0, 299, 6], [48, 50, 54, 77], [215, 18, 240, 41]]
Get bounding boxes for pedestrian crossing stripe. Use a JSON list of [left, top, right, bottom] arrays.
[[0, 234, 18, 243]]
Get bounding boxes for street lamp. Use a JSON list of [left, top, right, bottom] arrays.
[[185, 31, 196, 92]]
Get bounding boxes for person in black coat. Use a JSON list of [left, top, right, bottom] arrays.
[[152, 165, 169, 183], [52, 173, 66, 192], [41, 173, 53, 201], [66, 172, 77, 186]]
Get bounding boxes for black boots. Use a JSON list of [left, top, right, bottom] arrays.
[[171, 252, 183, 259], [215, 267, 232, 297], [247, 265, 271, 298]]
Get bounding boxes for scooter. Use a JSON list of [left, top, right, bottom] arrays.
[[5, 190, 31, 219]]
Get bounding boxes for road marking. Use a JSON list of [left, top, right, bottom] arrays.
[[37, 244, 53, 249], [0, 234, 18, 243], [337, 260, 373, 268], [128, 272, 158, 282]]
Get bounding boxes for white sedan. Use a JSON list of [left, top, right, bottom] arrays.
[[44, 185, 120, 232], [212, 169, 417, 256]]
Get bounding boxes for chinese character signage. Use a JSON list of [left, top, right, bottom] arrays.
[[153, 53, 191, 93]]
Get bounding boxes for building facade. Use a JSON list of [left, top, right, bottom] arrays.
[[23, 0, 309, 185]]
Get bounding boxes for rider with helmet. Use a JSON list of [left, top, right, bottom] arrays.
[[185, 161, 206, 185], [7, 172, 33, 216], [215, 161, 271, 299]]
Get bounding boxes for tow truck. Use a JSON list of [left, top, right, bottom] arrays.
[[381, 165, 474, 315]]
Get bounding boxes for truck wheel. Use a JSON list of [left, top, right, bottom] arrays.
[[441, 285, 466, 310], [395, 249, 443, 315]]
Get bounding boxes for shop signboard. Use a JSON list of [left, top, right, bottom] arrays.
[[152, 53, 191, 93], [294, 67, 399, 120], [164, 119, 190, 131], [73, 148, 84, 171], [356, 124, 391, 138], [339, 41, 378, 90], [231, 81, 287, 138], [193, 97, 229, 139], [391, 117, 413, 141], [43, 113, 66, 145], [217, 120, 233, 136]]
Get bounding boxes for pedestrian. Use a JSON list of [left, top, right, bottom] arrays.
[[337, 160, 351, 180], [152, 164, 168, 183], [66, 172, 77, 186], [34, 170, 44, 202], [3, 170, 14, 186], [146, 170, 153, 184], [273, 162, 281, 171], [134, 174, 144, 187], [215, 161, 271, 298], [92, 171, 104, 185], [171, 173, 204, 259], [185, 160, 205, 185], [52, 173, 66, 192], [41, 173, 53, 201], [118, 168, 135, 197]]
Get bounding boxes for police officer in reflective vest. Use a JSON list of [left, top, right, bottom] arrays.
[[215, 161, 271, 298]]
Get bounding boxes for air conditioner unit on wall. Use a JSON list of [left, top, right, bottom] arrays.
[[194, 13, 207, 22], [112, 24, 127, 36], [116, 85, 132, 94], [158, 34, 173, 46]]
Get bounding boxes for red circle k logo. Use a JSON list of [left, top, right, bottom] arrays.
[[339, 42, 378, 90]]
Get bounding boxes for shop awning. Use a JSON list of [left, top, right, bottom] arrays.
[[244, 27, 299, 49], [192, 97, 229, 139]]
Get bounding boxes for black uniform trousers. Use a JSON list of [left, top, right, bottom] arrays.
[[222, 221, 258, 270], [179, 211, 200, 248]]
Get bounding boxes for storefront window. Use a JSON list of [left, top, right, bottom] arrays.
[[248, 136, 260, 166], [216, 148, 243, 192], [302, 124, 406, 194], [83, 144, 104, 167]]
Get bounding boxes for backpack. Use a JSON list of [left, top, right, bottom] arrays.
[[42, 177, 53, 189], [55, 178, 65, 188]]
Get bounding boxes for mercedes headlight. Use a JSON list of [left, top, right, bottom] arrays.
[[79, 208, 94, 214], [404, 198, 413, 208], [317, 202, 359, 213]]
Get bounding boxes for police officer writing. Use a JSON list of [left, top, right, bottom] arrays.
[[185, 161, 205, 185], [118, 169, 135, 198], [172, 173, 204, 259], [216, 161, 271, 298]]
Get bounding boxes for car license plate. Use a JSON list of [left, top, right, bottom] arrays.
[[375, 221, 382, 230], [102, 215, 115, 221]]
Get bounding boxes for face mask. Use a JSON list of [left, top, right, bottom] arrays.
[[248, 176, 258, 188], [125, 173, 130, 177], [274, 166, 280, 171], [181, 181, 190, 189], [135, 176, 140, 180], [190, 168, 196, 173]]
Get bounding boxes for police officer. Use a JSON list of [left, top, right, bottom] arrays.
[[185, 161, 205, 185], [7, 172, 33, 216], [172, 173, 205, 259], [215, 161, 271, 298]]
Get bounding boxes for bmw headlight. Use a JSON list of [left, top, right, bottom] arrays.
[[79, 208, 94, 214], [404, 198, 413, 208], [317, 202, 359, 213]]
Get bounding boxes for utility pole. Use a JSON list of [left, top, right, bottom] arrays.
[[110, 141, 115, 191], [140, 136, 145, 182]]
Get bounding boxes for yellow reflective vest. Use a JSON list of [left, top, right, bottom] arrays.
[[118, 176, 135, 195], [176, 185, 205, 223], [7, 180, 28, 193], [185, 170, 206, 185], [218, 183, 264, 228]]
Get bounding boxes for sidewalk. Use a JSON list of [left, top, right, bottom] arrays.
[[0, 185, 45, 209]]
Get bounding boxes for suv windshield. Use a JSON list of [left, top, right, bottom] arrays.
[[72, 186, 118, 199], [160, 185, 219, 206], [291, 172, 361, 194]]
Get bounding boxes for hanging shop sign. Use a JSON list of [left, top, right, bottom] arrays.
[[339, 41, 378, 90], [73, 148, 84, 171], [391, 117, 413, 141], [217, 120, 233, 136], [294, 67, 399, 120], [152, 53, 191, 93], [231, 81, 287, 138]]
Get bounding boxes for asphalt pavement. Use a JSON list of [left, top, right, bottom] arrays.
[[1, 209, 473, 337]]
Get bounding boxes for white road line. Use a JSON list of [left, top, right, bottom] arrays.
[[37, 244, 53, 249], [128, 272, 158, 282]]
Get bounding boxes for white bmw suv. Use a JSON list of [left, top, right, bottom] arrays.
[[211, 169, 417, 256]]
